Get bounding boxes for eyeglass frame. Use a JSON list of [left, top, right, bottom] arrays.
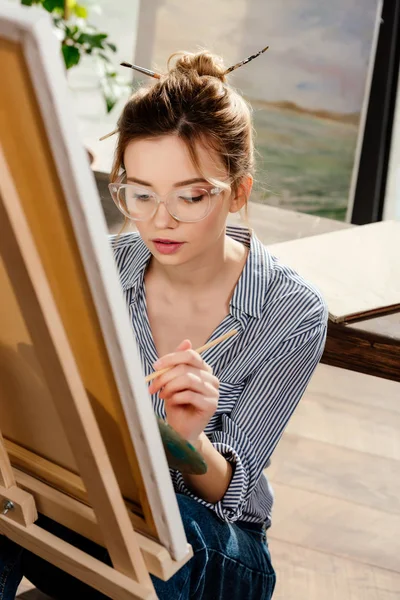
[[108, 179, 226, 223]]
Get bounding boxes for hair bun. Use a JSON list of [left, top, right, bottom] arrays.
[[168, 51, 227, 82]]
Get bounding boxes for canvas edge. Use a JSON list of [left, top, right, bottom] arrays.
[[0, 3, 188, 561]]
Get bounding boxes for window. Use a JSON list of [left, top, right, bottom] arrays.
[[135, 0, 381, 222]]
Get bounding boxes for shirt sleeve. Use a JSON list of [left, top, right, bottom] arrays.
[[172, 295, 328, 522]]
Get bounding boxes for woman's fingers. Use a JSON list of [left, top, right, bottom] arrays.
[[154, 348, 204, 371], [149, 348, 212, 390], [149, 364, 218, 395], [150, 341, 220, 441], [159, 371, 219, 400], [164, 390, 217, 411], [175, 339, 192, 352]]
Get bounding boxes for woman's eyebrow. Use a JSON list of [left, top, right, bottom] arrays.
[[126, 176, 208, 187]]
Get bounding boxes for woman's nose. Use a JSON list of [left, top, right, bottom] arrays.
[[152, 199, 178, 228]]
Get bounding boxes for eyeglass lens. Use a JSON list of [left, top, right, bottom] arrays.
[[117, 185, 214, 222]]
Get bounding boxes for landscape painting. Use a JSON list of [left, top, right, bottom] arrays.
[[137, 0, 381, 221]]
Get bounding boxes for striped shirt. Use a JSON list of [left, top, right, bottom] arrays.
[[111, 225, 328, 526]]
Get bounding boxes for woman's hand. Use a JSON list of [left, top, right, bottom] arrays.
[[149, 341, 231, 502], [148, 340, 219, 444]]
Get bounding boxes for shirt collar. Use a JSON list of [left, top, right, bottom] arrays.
[[119, 234, 150, 295], [227, 224, 270, 319], [120, 224, 270, 319]]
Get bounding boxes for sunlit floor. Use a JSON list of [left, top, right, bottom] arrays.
[[268, 364, 400, 600], [17, 363, 400, 599]]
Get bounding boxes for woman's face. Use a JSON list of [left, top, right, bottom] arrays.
[[123, 135, 249, 267]]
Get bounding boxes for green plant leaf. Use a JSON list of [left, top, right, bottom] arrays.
[[98, 52, 111, 63], [76, 32, 108, 48], [64, 24, 73, 38], [20, 0, 125, 114], [101, 79, 118, 112], [104, 94, 116, 113], [74, 4, 88, 18], [66, 24, 79, 38], [42, 0, 64, 12], [62, 44, 81, 69], [100, 71, 131, 113], [52, 14, 63, 26], [75, 32, 90, 44], [90, 33, 108, 48]]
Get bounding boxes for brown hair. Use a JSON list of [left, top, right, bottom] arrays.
[[110, 50, 254, 198]]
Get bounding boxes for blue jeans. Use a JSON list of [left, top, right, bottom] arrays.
[[0, 494, 275, 599]]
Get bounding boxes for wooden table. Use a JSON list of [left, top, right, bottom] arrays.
[[95, 171, 400, 382], [229, 204, 400, 382], [323, 313, 400, 382]]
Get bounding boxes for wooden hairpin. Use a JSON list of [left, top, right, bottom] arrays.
[[99, 45, 269, 141], [99, 128, 119, 141], [224, 45, 269, 74], [98, 61, 161, 140], [120, 61, 161, 79]]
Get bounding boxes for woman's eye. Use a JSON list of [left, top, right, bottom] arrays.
[[179, 193, 205, 203], [134, 194, 151, 201]]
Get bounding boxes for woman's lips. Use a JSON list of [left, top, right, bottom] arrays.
[[152, 239, 185, 255]]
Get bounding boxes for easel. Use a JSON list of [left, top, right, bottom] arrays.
[[0, 148, 191, 598], [0, 5, 193, 598], [0, 441, 191, 600]]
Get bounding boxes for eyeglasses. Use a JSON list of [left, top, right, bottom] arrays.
[[108, 181, 224, 223]]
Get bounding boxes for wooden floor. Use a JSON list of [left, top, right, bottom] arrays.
[[267, 364, 400, 600], [16, 363, 400, 599]]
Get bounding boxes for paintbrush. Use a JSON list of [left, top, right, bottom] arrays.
[[145, 329, 238, 383]]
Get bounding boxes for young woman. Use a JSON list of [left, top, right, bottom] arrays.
[[0, 50, 327, 599]]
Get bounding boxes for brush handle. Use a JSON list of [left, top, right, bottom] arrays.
[[144, 329, 238, 383]]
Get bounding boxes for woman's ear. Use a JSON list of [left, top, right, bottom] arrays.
[[229, 175, 253, 214]]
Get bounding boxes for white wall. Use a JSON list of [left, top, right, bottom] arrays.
[[68, 0, 140, 173]]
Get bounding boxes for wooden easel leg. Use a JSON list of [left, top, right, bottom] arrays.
[[0, 430, 38, 526], [0, 517, 157, 600], [14, 467, 193, 581], [0, 430, 15, 489], [1, 433, 155, 599], [0, 427, 157, 598], [0, 485, 37, 527]]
